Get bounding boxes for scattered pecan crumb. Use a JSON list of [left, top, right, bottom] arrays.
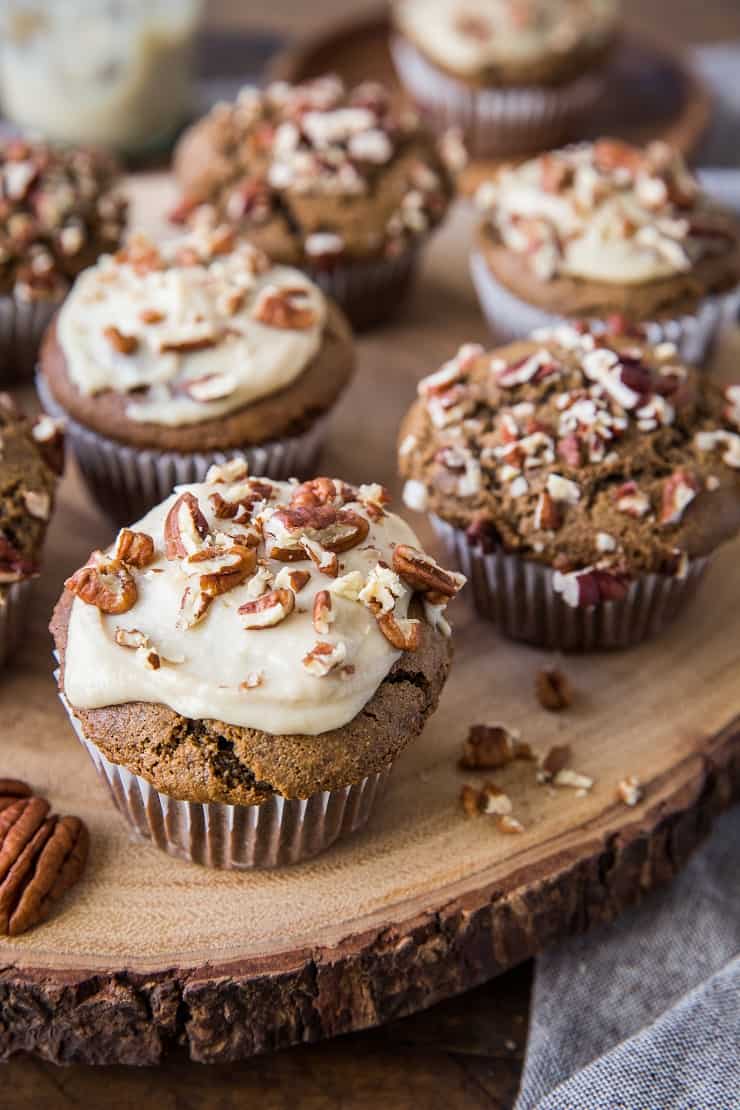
[[103, 325, 139, 355], [459, 724, 531, 771], [497, 815, 525, 835], [553, 769, 594, 791], [459, 784, 481, 817], [480, 781, 513, 816], [617, 775, 643, 807], [535, 666, 573, 711], [0, 779, 88, 936], [537, 744, 572, 783]]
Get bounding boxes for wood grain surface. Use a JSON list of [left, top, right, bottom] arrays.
[[2, 1, 740, 1105]]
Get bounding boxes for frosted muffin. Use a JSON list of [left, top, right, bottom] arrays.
[[37, 224, 354, 523], [52, 468, 465, 867], [0, 138, 127, 381], [471, 140, 740, 363], [1, 394, 62, 669], [398, 325, 740, 650], [391, 0, 618, 158], [171, 76, 458, 329]]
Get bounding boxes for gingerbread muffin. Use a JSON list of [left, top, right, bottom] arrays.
[[471, 140, 740, 363], [52, 467, 465, 867], [0, 138, 127, 382], [171, 76, 458, 330], [399, 324, 740, 650], [37, 223, 355, 523], [391, 0, 618, 158], [1, 394, 63, 668]]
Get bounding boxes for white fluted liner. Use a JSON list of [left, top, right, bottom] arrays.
[[0, 294, 60, 383], [471, 250, 740, 365], [391, 35, 605, 157], [37, 373, 329, 525], [306, 246, 419, 331], [0, 579, 34, 669], [431, 515, 709, 651], [58, 689, 391, 869]]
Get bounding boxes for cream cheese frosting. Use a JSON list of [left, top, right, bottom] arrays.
[[394, 0, 617, 77], [56, 224, 327, 426], [63, 466, 465, 736], [477, 140, 727, 286]]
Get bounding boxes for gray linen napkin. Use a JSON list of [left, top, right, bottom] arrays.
[[515, 802, 740, 1110]]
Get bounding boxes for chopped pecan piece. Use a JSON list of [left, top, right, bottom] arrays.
[[459, 724, 531, 771], [302, 640, 347, 677], [497, 815, 525, 835], [103, 325, 138, 355], [659, 470, 700, 527], [186, 542, 257, 597], [239, 588, 295, 630], [65, 554, 137, 614], [177, 586, 213, 630], [253, 284, 318, 330], [535, 666, 573, 711], [391, 545, 465, 598], [537, 744, 572, 783], [290, 477, 358, 509], [32, 415, 65, 475], [312, 590, 334, 635], [265, 505, 369, 559], [459, 784, 481, 817], [617, 775, 643, 807], [164, 491, 210, 558], [301, 537, 339, 577], [376, 612, 421, 651], [113, 528, 155, 568], [480, 782, 513, 816], [534, 491, 561, 531]]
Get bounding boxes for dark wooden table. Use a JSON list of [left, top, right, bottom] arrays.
[[4, 1, 739, 1105]]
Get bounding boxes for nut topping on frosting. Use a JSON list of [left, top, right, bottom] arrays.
[[476, 141, 738, 286], [55, 227, 327, 427], [399, 324, 740, 600], [62, 471, 465, 736]]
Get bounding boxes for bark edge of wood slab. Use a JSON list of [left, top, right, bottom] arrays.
[[1, 721, 736, 1066]]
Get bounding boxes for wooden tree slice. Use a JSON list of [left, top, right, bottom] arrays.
[[270, 15, 712, 194], [0, 183, 738, 1065]]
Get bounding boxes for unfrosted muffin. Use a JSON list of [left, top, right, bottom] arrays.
[[1, 394, 63, 668], [0, 138, 127, 381], [37, 223, 355, 523], [52, 468, 465, 867], [399, 324, 740, 650], [471, 140, 740, 363], [391, 0, 618, 158], [171, 76, 458, 329]]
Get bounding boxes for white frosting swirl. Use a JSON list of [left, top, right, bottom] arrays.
[[63, 472, 456, 736], [57, 227, 327, 426], [394, 0, 617, 77], [477, 141, 713, 285]]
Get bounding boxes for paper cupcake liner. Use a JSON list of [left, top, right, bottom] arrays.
[[0, 578, 34, 669], [471, 250, 740, 365], [431, 515, 709, 651], [391, 35, 605, 158], [37, 373, 329, 525], [0, 294, 61, 384], [306, 246, 419, 331], [58, 687, 390, 868]]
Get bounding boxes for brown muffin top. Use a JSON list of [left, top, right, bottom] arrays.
[[399, 323, 740, 602], [475, 140, 740, 320], [54, 470, 465, 800], [0, 138, 127, 301], [172, 76, 459, 265], [0, 394, 62, 586]]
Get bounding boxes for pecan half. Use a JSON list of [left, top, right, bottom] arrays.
[[535, 666, 573, 711], [265, 506, 369, 559], [0, 794, 88, 937], [392, 545, 465, 598], [253, 284, 317, 330], [0, 780, 32, 815], [239, 588, 295, 630], [65, 555, 137, 614], [376, 612, 421, 651], [164, 492, 210, 558], [313, 590, 334, 635], [113, 528, 155, 568]]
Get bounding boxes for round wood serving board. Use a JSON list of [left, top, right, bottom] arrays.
[[270, 15, 712, 194], [1, 177, 738, 1066]]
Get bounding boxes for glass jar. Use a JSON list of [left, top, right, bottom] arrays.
[[0, 0, 203, 156]]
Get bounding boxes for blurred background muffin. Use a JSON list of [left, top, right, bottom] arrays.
[[391, 0, 619, 158]]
